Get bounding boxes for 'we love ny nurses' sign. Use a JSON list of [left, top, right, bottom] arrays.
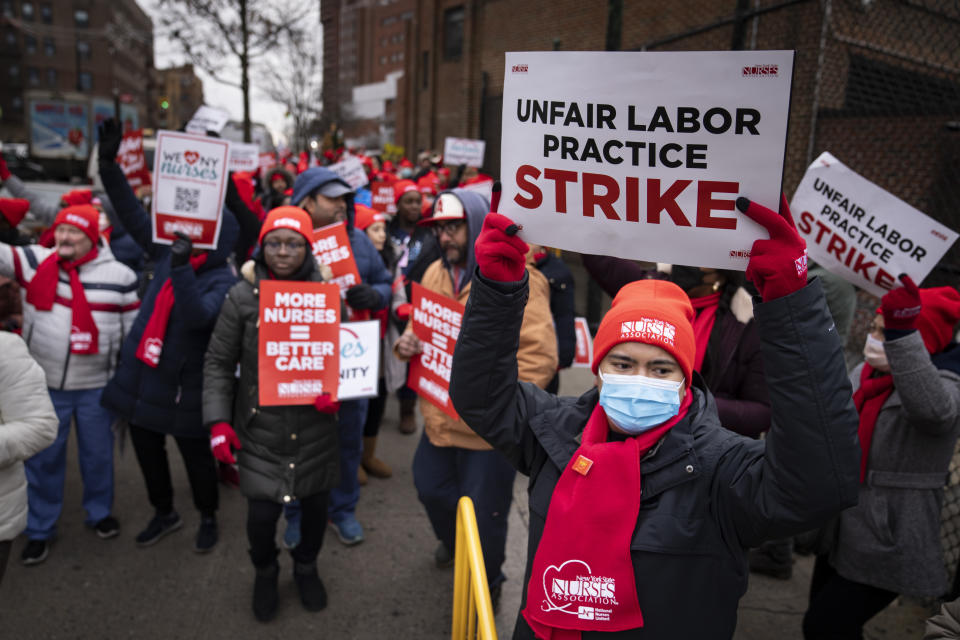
[[500, 50, 794, 270], [408, 283, 463, 420]]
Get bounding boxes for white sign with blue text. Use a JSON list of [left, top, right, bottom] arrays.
[[337, 320, 380, 400]]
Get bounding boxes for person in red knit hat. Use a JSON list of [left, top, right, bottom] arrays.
[[449, 197, 861, 639], [804, 276, 960, 639]]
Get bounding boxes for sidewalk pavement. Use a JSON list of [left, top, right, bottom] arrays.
[[0, 368, 931, 638]]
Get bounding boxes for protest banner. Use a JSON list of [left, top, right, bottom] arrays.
[[185, 105, 230, 135], [791, 152, 958, 297], [312, 221, 362, 298], [228, 142, 260, 173], [337, 320, 381, 400], [258, 280, 341, 406], [572, 317, 593, 368], [499, 50, 794, 270], [460, 178, 494, 203], [329, 155, 370, 190], [408, 282, 463, 420], [443, 137, 486, 168], [259, 152, 276, 176], [116, 128, 145, 177], [151, 130, 230, 249], [370, 180, 398, 214]]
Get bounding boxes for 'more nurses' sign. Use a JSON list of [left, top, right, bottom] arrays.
[[791, 152, 958, 297], [500, 50, 794, 270]]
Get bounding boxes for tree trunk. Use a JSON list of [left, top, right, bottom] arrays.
[[240, 0, 251, 142]]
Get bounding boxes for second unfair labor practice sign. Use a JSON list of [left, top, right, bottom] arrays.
[[258, 280, 341, 406], [500, 50, 794, 270]]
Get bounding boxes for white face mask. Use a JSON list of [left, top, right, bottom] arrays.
[[863, 334, 890, 372]]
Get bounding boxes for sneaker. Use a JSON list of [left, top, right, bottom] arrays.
[[135, 510, 183, 547], [194, 516, 218, 553], [330, 515, 364, 546], [94, 516, 120, 539], [20, 539, 49, 566], [293, 562, 328, 611], [434, 541, 454, 569]]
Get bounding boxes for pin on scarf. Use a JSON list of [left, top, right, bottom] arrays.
[[572, 455, 593, 476]]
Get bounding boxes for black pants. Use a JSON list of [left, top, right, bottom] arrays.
[[128, 424, 218, 517], [0, 540, 10, 586], [802, 554, 898, 639], [364, 378, 387, 438], [247, 492, 328, 568]]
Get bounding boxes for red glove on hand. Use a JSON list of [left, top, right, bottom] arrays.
[[474, 213, 529, 282], [314, 393, 340, 414], [210, 422, 241, 465], [395, 302, 412, 321], [736, 194, 808, 302], [0, 156, 11, 181], [881, 274, 922, 330]]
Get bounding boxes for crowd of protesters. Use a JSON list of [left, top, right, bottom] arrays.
[[0, 116, 958, 639]]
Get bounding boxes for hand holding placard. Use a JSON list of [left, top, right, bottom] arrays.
[[475, 213, 529, 282], [735, 194, 808, 302], [881, 274, 922, 330], [396, 331, 423, 358]]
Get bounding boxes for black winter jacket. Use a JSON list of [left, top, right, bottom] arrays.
[[202, 261, 339, 502], [450, 273, 860, 640]]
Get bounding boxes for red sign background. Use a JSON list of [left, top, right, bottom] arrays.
[[407, 282, 464, 419]]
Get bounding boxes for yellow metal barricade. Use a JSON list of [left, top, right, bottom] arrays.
[[451, 496, 498, 640]]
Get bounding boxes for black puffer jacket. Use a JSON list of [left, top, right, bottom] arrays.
[[450, 273, 860, 640], [202, 260, 339, 502]]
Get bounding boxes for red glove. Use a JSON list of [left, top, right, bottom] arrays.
[[736, 194, 808, 302], [210, 422, 241, 465], [314, 393, 340, 414], [881, 274, 922, 330], [474, 212, 529, 282], [0, 156, 10, 181], [395, 302, 412, 321]]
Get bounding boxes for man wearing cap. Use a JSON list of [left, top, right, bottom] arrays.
[[0, 205, 140, 565], [291, 166, 393, 545], [394, 189, 557, 608], [449, 199, 860, 639]]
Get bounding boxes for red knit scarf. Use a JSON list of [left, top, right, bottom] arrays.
[[136, 254, 208, 367], [852, 363, 894, 483], [523, 392, 693, 638], [691, 292, 721, 373], [26, 248, 100, 354]]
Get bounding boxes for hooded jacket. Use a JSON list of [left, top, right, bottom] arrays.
[[394, 189, 558, 449], [449, 274, 860, 639], [98, 159, 240, 438]]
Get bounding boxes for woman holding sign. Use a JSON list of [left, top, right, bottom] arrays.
[[202, 207, 341, 623], [449, 198, 860, 639]]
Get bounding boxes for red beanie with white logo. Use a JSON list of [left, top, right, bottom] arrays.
[[591, 279, 696, 385], [393, 179, 419, 204], [258, 206, 313, 246], [53, 205, 100, 245]]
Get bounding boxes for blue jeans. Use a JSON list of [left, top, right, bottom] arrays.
[[412, 433, 516, 585], [24, 388, 115, 540], [328, 398, 368, 522]]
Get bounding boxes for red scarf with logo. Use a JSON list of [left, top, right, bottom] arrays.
[[136, 254, 208, 367], [852, 363, 894, 483], [26, 248, 100, 354], [523, 392, 693, 638], [690, 292, 721, 373]]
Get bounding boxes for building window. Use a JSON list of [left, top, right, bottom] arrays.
[[421, 51, 428, 90], [76, 40, 90, 60], [74, 8, 88, 27], [40, 2, 50, 22], [78, 70, 92, 91], [9, 63, 19, 78], [24, 34, 36, 54], [379, 55, 386, 65], [1, 1, 13, 17], [46, 67, 56, 85], [43, 37, 54, 56], [400, 10, 413, 20], [20, 1, 33, 20], [11, 95, 23, 111], [443, 6, 464, 60], [27, 66, 38, 85], [5, 29, 16, 46], [381, 15, 397, 26]]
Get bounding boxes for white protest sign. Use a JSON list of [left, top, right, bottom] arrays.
[[460, 179, 494, 203], [791, 152, 958, 296], [185, 105, 230, 135], [151, 130, 230, 249], [500, 50, 794, 270], [228, 142, 260, 173], [443, 137, 486, 168], [337, 320, 381, 400], [329, 156, 369, 190]]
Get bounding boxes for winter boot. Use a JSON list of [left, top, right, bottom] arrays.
[[357, 464, 368, 486], [361, 436, 392, 478], [252, 561, 280, 622], [293, 561, 328, 611], [399, 396, 417, 434]]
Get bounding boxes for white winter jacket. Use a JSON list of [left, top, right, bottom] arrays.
[[0, 332, 58, 541], [0, 242, 140, 390]]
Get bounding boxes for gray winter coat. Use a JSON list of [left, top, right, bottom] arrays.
[[829, 331, 960, 597], [202, 260, 340, 503]]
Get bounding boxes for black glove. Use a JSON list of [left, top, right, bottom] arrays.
[[170, 231, 193, 268], [345, 283, 381, 310], [97, 118, 123, 164]]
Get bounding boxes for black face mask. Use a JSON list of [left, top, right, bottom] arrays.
[[668, 265, 705, 293]]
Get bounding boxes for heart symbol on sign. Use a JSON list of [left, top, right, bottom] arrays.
[[540, 559, 592, 614], [184, 151, 200, 164]]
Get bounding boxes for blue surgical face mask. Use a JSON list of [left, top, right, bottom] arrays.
[[598, 371, 684, 434]]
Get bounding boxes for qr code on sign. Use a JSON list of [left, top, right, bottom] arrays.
[[174, 186, 200, 214]]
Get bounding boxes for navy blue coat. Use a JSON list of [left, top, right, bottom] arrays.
[[99, 160, 239, 438]]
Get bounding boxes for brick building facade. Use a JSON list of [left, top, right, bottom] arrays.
[[155, 63, 203, 132]]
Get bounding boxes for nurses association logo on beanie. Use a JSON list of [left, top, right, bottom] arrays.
[[258, 206, 314, 246], [53, 205, 100, 245], [620, 318, 677, 346]]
